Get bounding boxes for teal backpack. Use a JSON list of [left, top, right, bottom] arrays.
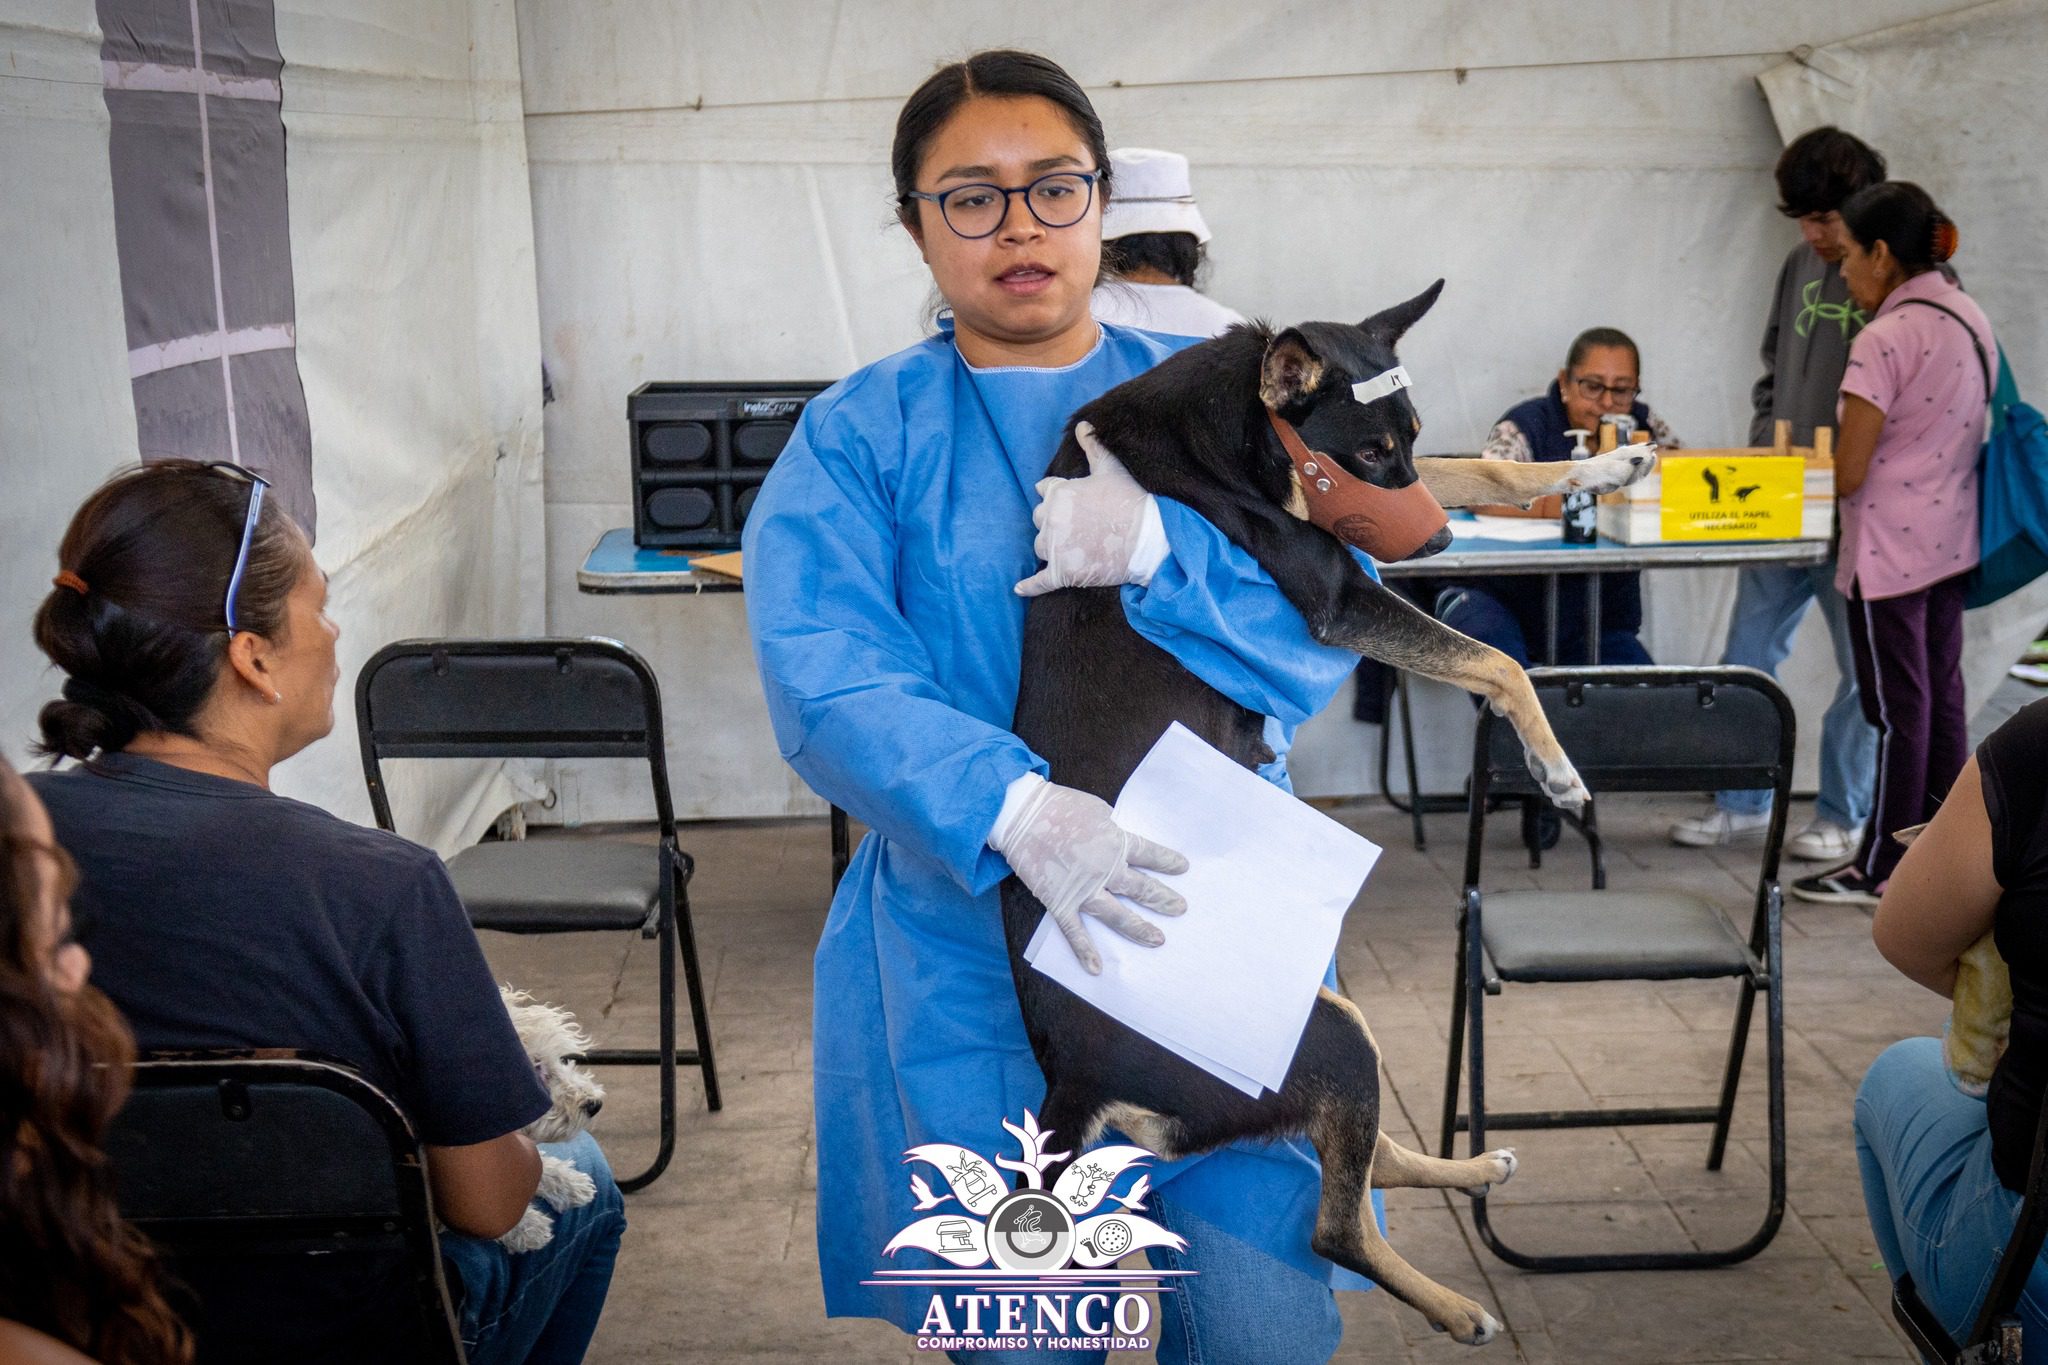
[[1968, 354, 2048, 608], [1901, 299, 2045, 609]]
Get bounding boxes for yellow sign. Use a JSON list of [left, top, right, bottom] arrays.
[[1658, 455, 1806, 540]]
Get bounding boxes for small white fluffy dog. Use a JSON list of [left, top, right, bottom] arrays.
[[497, 986, 607, 1253]]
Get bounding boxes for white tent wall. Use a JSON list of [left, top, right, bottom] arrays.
[[1759, 0, 2048, 731], [0, 6, 150, 781], [0, 2, 547, 856], [520, 0, 1993, 823], [272, 1, 549, 851]]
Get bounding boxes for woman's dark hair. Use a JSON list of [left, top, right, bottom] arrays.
[[1565, 327, 1641, 373], [1840, 181, 1959, 272], [1102, 231, 1204, 288], [1776, 126, 1887, 217], [33, 461, 303, 761], [891, 50, 1112, 228], [0, 761, 194, 1363]]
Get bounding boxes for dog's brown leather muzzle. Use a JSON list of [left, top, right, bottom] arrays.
[[1266, 409, 1448, 561]]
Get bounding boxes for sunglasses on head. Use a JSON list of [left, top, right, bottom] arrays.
[[198, 461, 272, 636]]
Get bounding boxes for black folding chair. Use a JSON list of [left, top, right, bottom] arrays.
[[105, 1051, 465, 1364], [1894, 1097, 2048, 1364], [356, 637, 719, 1193], [1439, 666, 1790, 1270]]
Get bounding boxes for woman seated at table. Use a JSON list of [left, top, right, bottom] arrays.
[[28, 461, 624, 1365], [1435, 327, 1682, 667]]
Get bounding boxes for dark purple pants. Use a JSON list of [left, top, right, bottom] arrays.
[[1847, 573, 1970, 885]]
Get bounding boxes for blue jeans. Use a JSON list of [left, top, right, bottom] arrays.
[[1715, 561, 1876, 826], [440, 1132, 626, 1365], [1435, 585, 1652, 669], [1855, 1038, 2048, 1353], [947, 1195, 1348, 1364]]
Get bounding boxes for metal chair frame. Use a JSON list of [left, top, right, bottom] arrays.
[[1439, 666, 1790, 1271], [109, 1050, 466, 1363], [355, 637, 719, 1193]]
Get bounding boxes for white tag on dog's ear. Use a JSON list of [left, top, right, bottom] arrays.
[[1351, 366, 1412, 406]]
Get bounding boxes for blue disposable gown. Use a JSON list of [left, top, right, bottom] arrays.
[[744, 319, 1381, 1329]]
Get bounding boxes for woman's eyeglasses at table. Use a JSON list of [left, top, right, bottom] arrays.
[[1568, 376, 1642, 403]]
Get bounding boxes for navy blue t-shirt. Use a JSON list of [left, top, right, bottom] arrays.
[[30, 751, 548, 1147]]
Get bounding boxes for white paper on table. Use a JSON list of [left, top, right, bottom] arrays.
[[1024, 722, 1381, 1097], [1450, 514, 1567, 543]]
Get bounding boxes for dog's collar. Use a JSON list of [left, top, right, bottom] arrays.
[[1264, 407, 1446, 562], [1351, 365, 1412, 407]]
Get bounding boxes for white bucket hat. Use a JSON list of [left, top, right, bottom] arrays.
[[1102, 147, 1213, 245]]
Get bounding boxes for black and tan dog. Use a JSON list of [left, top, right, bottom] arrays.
[[1003, 281, 1654, 1344]]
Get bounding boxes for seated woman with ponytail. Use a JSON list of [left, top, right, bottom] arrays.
[[28, 461, 623, 1365]]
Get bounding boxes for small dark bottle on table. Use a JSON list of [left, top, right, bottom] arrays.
[[1560, 426, 1597, 543]]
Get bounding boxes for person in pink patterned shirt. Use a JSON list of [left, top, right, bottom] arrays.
[[1793, 182, 1995, 907]]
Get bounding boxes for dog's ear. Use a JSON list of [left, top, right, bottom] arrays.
[[1259, 328, 1324, 411], [1360, 279, 1445, 348]]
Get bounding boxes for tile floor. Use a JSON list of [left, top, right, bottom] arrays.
[[479, 780, 1956, 1364]]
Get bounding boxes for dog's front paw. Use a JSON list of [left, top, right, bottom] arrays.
[[536, 1154, 597, 1211], [1524, 748, 1588, 812], [498, 1205, 556, 1253], [1431, 1298, 1501, 1346], [1561, 446, 1657, 496]]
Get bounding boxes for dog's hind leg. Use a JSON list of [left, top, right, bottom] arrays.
[[1307, 1106, 1501, 1345], [1290, 991, 1500, 1343], [1371, 1133, 1518, 1197], [1312, 989, 1515, 1197]]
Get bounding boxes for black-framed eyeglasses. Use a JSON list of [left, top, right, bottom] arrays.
[[903, 170, 1099, 240], [1569, 375, 1641, 403], [201, 461, 271, 636]]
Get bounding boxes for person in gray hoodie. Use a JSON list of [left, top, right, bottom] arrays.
[[1671, 127, 1888, 862]]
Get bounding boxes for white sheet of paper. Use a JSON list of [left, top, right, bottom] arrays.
[[1451, 513, 1567, 543], [1147, 1038, 1266, 1098], [1023, 722, 1381, 1096]]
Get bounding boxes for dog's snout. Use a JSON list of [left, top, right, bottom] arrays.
[[582, 1098, 603, 1119], [1407, 524, 1455, 560]]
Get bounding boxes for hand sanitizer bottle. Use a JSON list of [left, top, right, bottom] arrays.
[[1561, 427, 1596, 543]]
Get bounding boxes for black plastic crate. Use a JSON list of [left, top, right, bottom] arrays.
[[628, 381, 831, 549]]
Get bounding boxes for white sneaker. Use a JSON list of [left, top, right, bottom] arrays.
[[1788, 818, 1864, 862], [1669, 806, 1771, 847]]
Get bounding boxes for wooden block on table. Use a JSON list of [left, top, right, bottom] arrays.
[[691, 550, 744, 582]]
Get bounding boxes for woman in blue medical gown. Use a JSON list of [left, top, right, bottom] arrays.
[[743, 51, 1380, 1363]]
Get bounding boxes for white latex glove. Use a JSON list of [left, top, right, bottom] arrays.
[[989, 774, 1189, 974], [1014, 420, 1170, 598]]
